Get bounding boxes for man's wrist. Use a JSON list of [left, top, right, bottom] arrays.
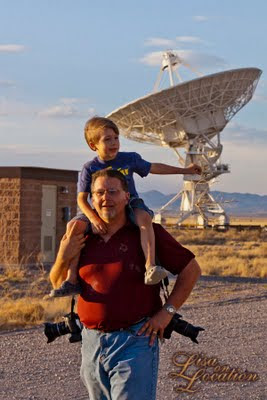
[[163, 303, 177, 316]]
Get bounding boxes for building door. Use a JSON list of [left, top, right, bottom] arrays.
[[41, 185, 57, 262]]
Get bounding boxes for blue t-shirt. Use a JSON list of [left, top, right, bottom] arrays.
[[78, 152, 151, 198]]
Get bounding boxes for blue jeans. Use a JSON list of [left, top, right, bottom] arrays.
[[80, 319, 159, 400]]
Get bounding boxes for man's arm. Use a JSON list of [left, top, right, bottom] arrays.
[[138, 258, 201, 345], [150, 163, 202, 175], [163, 258, 201, 310], [49, 225, 86, 289]]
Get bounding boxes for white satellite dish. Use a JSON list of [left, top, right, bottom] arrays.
[[107, 51, 262, 227]]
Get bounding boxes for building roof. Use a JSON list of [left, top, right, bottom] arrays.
[[0, 166, 78, 182]]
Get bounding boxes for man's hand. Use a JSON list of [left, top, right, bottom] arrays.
[[137, 259, 201, 346], [90, 215, 107, 234], [58, 223, 86, 263], [184, 163, 202, 175], [137, 309, 173, 346]]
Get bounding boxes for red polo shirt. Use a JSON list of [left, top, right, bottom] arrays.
[[77, 223, 195, 331]]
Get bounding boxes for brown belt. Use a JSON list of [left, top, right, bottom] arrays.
[[96, 317, 147, 333]]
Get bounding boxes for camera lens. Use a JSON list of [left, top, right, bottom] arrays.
[[44, 321, 70, 343], [163, 313, 204, 343]]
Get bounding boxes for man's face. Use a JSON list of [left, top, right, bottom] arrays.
[[91, 176, 130, 222]]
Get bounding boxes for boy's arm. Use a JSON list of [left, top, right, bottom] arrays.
[[150, 163, 202, 175], [77, 192, 107, 233]]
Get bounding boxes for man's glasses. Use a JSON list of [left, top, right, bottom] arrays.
[[92, 189, 122, 197]]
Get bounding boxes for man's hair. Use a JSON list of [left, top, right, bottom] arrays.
[[91, 169, 129, 193], [84, 116, 120, 145]]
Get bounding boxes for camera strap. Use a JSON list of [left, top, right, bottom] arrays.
[[156, 254, 170, 302], [161, 276, 170, 302], [70, 296, 76, 316]]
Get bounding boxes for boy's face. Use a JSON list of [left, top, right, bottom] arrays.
[[89, 128, 120, 161]]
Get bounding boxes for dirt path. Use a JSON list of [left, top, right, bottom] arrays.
[[0, 276, 266, 400]]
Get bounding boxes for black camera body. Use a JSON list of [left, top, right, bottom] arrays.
[[44, 311, 204, 344], [44, 312, 83, 344], [163, 313, 204, 343]]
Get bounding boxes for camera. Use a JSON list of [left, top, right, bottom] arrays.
[[44, 311, 83, 344], [44, 311, 204, 344], [163, 313, 204, 343]]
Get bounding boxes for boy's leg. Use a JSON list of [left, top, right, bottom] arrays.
[[65, 220, 87, 283], [134, 208, 155, 267], [49, 219, 87, 297], [134, 208, 168, 285]]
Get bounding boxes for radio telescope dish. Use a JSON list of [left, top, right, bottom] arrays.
[[107, 51, 262, 227]]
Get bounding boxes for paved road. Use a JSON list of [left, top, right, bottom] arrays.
[[0, 276, 266, 400]]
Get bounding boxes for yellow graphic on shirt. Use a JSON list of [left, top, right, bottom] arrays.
[[117, 168, 129, 176], [105, 166, 129, 176]]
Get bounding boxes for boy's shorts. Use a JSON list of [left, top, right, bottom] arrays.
[[72, 197, 154, 227], [127, 197, 154, 224]]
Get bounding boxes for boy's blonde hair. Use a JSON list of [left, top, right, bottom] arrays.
[[84, 116, 120, 145]]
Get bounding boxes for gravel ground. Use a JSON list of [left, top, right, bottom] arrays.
[[0, 276, 266, 400]]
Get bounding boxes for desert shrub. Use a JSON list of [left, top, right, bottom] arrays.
[[0, 297, 70, 330], [259, 243, 267, 257], [251, 258, 267, 278], [0, 262, 27, 283], [0, 299, 45, 328]]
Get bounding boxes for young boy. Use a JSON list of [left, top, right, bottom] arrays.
[[50, 116, 201, 297]]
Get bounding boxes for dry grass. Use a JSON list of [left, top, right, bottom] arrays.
[[0, 260, 70, 331], [169, 228, 267, 278], [0, 296, 70, 331], [1, 227, 266, 331], [164, 215, 267, 227]]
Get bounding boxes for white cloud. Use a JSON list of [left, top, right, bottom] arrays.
[[0, 80, 16, 88], [181, 51, 227, 69], [59, 97, 89, 105], [0, 44, 26, 53], [256, 78, 265, 88], [193, 15, 210, 22], [38, 98, 95, 119], [175, 36, 207, 45], [0, 143, 90, 171], [224, 122, 267, 145], [213, 141, 267, 195], [0, 96, 95, 119], [252, 93, 267, 103], [139, 50, 227, 71], [0, 120, 17, 128], [144, 36, 208, 49], [39, 105, 78, 118], [0, 98, 35, 116], [139, 51, 163, 66], [0, 143, 87, 155], [144, 37, 176, 48]]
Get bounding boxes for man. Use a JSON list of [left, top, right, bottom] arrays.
[[50, 169, 201, 400]]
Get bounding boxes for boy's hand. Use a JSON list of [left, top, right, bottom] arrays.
[[185, 163, 202, 175], [90, 215, 107, 234]]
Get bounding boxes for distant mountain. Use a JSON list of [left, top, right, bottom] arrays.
[[140, 190, 267, 216]]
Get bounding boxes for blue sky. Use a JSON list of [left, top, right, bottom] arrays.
[[0, 0, 266, 194]]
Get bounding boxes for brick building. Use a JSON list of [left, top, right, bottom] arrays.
[[0, 167, 78, 265]]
